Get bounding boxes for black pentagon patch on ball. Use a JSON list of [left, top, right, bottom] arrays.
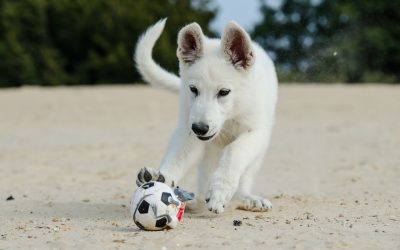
[[161, 192, 172, 205], [155, 217, 168, 228], [138, 200, 150, 214], [141, 182, 155, 189]]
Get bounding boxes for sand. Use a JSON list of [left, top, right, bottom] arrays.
[[0, 84, 399, 249]]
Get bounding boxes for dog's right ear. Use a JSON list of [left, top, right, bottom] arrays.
[[177, 23, 204, 65]]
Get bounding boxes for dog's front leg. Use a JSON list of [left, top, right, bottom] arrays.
[[205, 130, 268, 214], [159, 125, 205, 186], [137, 125, 204, 187]]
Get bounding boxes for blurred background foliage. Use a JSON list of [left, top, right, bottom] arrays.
[[0, 0, 216, 86], [0, 0, 399, 87], [253, 0, 400, 83]]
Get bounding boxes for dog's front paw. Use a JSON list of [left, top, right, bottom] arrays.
[[136, 167, 166, 186], [205, 178, 235, 214], [136, 167, 176, 187]]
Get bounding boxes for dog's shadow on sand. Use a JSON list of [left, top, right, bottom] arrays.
[[27, 200, 223, 233], [33, 201, 216, 220]]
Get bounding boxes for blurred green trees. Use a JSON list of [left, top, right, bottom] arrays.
[[252, 0, 400, 83], [0, 0, 216, 87], [0, 0, 399, 86]]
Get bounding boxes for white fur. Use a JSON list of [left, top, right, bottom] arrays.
[[135, 19, 278, 214]]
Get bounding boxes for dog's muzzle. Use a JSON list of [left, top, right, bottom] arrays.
[[191, 123, 216, 141], [192, 123, 209, 136]]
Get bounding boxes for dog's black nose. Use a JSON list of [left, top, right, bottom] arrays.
[[192, 123, 209, 136]]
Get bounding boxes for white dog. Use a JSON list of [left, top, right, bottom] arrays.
[[135, 19, 278, 214]]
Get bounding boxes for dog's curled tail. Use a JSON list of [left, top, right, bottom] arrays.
[[135, 18, 180, 92]]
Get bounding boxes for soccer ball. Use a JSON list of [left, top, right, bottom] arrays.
[[130, 181, 185, 231]]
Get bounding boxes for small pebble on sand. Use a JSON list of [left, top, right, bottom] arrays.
[[233, 220, 242, 226]]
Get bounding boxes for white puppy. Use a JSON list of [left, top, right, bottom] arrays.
[[135, 19, 278, 214]]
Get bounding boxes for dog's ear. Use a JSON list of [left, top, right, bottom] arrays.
[[177, 23, 204, 65], [221, 21, 255, 70]]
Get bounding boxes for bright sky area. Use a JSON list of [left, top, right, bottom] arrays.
[[211, 0, 281, 34]]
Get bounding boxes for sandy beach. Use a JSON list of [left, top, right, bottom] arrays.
[[1, 84, 399, 249]]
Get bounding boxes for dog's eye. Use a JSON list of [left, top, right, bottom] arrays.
[[217, 88, 231, 98], [189, 85, 199, 97]]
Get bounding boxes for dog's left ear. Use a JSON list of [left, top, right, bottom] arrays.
[[177, 23, 204, 65], [221, 21, 255, 70]]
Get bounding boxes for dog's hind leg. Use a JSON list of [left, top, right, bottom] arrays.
[[234, 157, 272, 212]]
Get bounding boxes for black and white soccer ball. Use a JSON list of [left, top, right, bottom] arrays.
[[130, 181, 185, 231]]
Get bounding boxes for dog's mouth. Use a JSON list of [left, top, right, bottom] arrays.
[[197, 133, 216, 141]]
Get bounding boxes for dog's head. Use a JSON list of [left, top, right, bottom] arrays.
[[176, 21, 255, 141]]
